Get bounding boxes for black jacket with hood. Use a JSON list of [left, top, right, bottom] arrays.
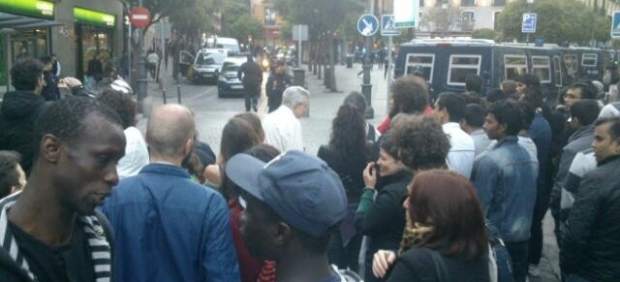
[[0, 91, 47, 174], [0, 192, 115, 282]]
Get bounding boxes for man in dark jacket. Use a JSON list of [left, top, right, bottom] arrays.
[[238, 55, 263, 112], [0, 97, 123, 282], [561, 117, 620, 281], [40, 56, 61, 101], [266, 62, 291, 112], [0, 58, 46, 175]]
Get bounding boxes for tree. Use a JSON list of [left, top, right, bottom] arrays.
[[497, 0, 610, 45], [224, 14, 264, 43], [419, 6, 466, 35]]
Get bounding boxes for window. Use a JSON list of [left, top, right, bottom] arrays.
[[581, 53, 598, 67], [504, 55, 528, 80], [531, 56, 551, 83], [419, 0, 425, 7], [553, 56, 563, 87], [265, 8, 277, 26], [406, 53, 435, 82], [447, 55, 481, 86], [494, 12, 501, 30], [493, 0, 506, 6], [462, 0, 475, 6], [563, 54, 578, 77], [462, 11, 475, 27]]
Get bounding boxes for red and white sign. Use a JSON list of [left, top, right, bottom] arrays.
[[130, 7, 151, 29]]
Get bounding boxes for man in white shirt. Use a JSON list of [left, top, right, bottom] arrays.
[[461, 103, 491, 157], [263, 86, 309, 152], [434, 92, 475, 177]]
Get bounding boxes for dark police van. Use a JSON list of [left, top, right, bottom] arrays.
[[394, 38, 609, 98]]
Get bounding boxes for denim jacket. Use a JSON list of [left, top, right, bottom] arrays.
[[471, 136, 538, 242]]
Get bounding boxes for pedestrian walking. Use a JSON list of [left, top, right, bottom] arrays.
[[86, 52, 103, 88], [0, 97, 123, 281], [262, 86, 309, 152], [471, 99, 538, 282], [561, 117, 620, 282], [147, 49, 159, 80], [225, 150, 348, 282], [97, 89, 149, 179], [373, 170, 491, 282], [238, 55, 263, 112], [0, 58, 47, 174], [433, 92, 476, 178], [40, 56, 60, 101], [101, 104, 240, 282], [0, 151, 26, 199], [266, 61, 291, 112], [318, 103, 376, 272]]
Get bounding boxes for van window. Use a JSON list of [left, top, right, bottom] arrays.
[[563, 54, 578, 77], [531, 56, 551, 83], [406, 53, 434, 82], [553, 56, 563, 87], [504, 55, 528, 80], [447, 55, 481, 86], [581, 53, 598, 67]]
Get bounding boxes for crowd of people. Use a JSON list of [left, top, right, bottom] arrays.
[[0, 56, 619, 282]]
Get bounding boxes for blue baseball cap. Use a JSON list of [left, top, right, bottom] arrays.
[[225, 150, 348, 238]]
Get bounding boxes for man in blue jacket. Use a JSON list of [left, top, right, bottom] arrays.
[[471, 99, 538, 282], [102, 104, 240, 282]]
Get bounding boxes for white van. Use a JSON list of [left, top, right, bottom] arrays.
[[205, 37, 241, 55]]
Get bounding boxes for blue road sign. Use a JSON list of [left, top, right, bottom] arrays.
[[357, 14, 379, 37], [612, 11, 620, 38], [522, 13, 537, 33], [381, 15, 400, 36]]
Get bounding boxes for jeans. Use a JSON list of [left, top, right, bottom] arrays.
[[505, 241, 529, 282], [244, 83, 260, 112], [494, 242, 515, 282]]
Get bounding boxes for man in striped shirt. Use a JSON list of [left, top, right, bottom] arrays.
[[0, 97, 123, 282]]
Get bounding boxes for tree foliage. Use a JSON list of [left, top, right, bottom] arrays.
[[272, 0, 363, 40], [497, 0, 610, 44]]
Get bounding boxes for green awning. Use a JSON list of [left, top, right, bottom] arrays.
[[0, 0, 54, 20], [74, 7, 116, 28]]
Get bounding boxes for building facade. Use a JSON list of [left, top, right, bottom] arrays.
[[0, 0, 124, 91], [250, 0, 284, 46]]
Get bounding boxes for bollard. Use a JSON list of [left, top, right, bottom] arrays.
[[293, 68, 306, 87], [346, 55, 353, 68], [177, 83, 182, 104]]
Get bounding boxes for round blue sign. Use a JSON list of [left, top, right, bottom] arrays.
[[357, 14, 379, 37]]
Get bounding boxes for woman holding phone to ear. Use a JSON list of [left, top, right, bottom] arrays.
[[355, 132, 412, 282]]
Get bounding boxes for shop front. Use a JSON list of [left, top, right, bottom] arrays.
[[73, 7, 115, 81], [0, 0, 56, 89]]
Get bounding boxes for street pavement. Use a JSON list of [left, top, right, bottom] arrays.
[[141, 63, 561, 282]]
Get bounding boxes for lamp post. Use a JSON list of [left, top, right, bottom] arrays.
[[361, 0, 375, 118]]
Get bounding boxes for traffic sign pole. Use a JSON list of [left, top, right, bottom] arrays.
[[357, 13, 379, 119]]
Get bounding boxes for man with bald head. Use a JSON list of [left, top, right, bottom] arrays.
[[102, 104, 240, 282]]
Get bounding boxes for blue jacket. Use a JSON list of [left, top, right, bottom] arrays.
[[471, 136, 538, 242], [102, 163, 240, 282]]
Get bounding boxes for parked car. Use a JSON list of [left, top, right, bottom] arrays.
[[217, 57, 247, 98], [190, 50, 226, 84]]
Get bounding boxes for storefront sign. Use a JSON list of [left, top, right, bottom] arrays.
[[0, 0, 55, 20], [74, 7, 116, 28]]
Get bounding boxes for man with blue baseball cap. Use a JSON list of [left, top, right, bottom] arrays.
[[226, 150, 348, 282]]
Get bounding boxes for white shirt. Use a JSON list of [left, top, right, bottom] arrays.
[[442, 122, 475, 178], [470, 128, 491, 157], [117, 126, 150, 179], [263, 105, 303, 152], [599, 102, 620, 119]]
